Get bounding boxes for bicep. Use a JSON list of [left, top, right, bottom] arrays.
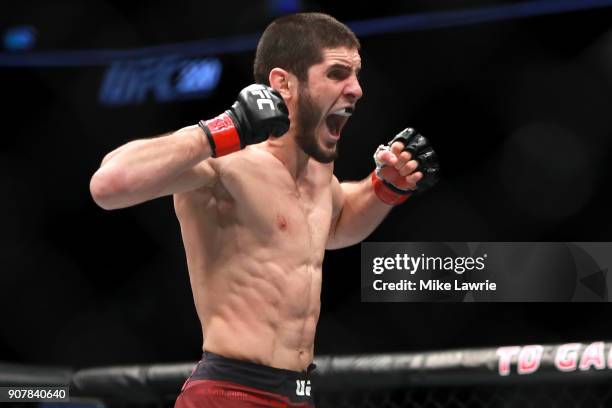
[[331, 176, 345, 220], [327, 176, 345, 248]]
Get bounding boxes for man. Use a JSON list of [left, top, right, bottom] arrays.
[[90, 12, 438, 408]]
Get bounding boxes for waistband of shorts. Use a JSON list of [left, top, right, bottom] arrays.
[[199, 351, 316, 377], [187, 350, 316, 401]]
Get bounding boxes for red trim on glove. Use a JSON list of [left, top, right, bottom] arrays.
[[204, 113, 241, 157], [371, 171, 411, 206]]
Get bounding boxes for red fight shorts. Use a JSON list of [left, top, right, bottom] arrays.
[[174, 351, 316, 408]]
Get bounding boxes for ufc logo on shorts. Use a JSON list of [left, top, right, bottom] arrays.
[[250, 88, 276, 111], [295, 380, 311, 396]]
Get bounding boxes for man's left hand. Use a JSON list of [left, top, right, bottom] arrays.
[[371, 128, 440, 205]]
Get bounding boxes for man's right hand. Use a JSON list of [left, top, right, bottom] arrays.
[[199, 84, 290, 157]]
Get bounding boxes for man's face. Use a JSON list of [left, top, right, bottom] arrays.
[[293, 47, 363, 163]]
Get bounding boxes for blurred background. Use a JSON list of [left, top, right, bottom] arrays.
[[1, 0, 612, 369]]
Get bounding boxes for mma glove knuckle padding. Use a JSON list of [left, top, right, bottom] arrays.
[[234, 85, 290, 144], [389, 128, 440, 194]]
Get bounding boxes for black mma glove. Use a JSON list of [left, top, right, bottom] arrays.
[[198, 84, 289, 157], [371, 128, 440, 205]]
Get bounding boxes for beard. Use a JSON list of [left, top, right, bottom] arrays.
[[295, 84, 338, 164]]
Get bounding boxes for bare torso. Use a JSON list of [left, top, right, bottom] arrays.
[[173, 143, 334, 371]]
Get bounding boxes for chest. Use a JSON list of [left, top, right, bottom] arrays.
[[219, 159, 334, 245]]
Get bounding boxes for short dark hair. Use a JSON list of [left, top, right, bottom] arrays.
[[253, 12, 360, 85]]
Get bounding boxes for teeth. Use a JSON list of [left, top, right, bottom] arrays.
[[331, 107, 353, 117]]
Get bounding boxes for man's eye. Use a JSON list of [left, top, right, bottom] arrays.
[[328, 70, 348, 80]]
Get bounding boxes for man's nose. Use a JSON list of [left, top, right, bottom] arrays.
[[344, 77, 363, 102]]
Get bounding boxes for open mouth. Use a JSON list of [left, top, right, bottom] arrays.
[[325, 107, 353, 138]]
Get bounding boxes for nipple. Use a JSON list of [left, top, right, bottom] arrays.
[[277, 214, 288, 231]]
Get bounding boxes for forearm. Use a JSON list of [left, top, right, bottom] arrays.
[[328, 177, 393, 249], [90, 125, 211, 209], [327, 128, 440, 249]]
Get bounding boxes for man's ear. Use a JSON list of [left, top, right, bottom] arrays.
[[269, 68, 294, 100]]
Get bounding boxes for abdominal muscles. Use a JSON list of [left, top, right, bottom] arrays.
[[193, 234, 323, 371]]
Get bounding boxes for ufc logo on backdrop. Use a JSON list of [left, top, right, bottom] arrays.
[[295, 380, 311, 396], [250, 87, 276, 110]]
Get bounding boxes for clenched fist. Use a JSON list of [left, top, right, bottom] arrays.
[[371, 128, 440, 205]]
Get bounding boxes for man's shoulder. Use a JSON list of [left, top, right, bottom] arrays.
[[207, 145, 279, 194], [212, 144, 273, 171], [172, 147, 273, 208]]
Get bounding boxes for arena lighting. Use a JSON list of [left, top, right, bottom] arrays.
[[1, 0, 612, 67], [267, 0, 301, 15], [2, 26, 37, 51]]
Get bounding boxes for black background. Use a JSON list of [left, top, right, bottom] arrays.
[[1, 0, 612, 368]]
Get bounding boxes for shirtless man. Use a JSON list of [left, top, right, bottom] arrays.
[[90, 12, 438, 408]]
